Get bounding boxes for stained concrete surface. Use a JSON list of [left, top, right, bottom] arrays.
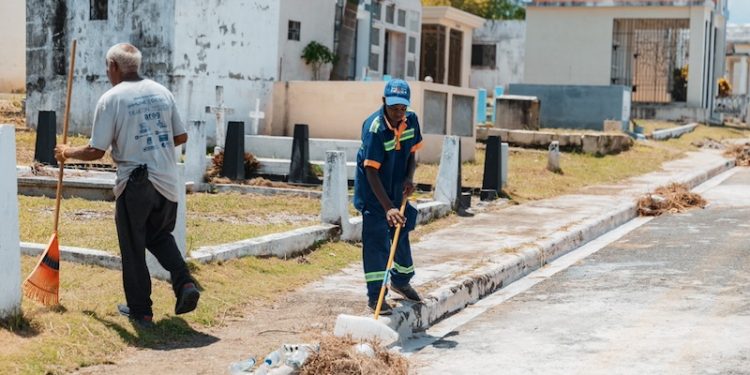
[[409, 168, 750, 375]]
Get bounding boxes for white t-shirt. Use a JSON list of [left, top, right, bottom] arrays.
[[89, 79, 186, 202]]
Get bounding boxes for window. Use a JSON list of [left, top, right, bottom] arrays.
[[397, 9, 406, 27], [471, 44, 496, 68], [407, 60, 416, 78], [371, 27, 380, 47], [408, 36, 416, 54], [386, 4, 395, 24], [288, 20, 301, 41], [90, 0, 107, 20], [369, 53, 379, 72], [372, 2, 381, 21]]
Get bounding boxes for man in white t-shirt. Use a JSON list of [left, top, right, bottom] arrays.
[[55, 43, 199, 328]]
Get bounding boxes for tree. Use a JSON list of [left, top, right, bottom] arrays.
[[301, 41, 338, 81], [421, 0, 525, 20]]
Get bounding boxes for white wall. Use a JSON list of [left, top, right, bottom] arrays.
[[470, 20, 525, 91], [524, 5, 714, 108], [0, 0, 25, 93], [278, 0, 337, 81], [173, 0, 280, 139], [26, 0, 176, 134]]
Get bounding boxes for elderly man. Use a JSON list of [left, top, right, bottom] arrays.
[[55, 43, 199, 328], [353, 79, 424, 315]]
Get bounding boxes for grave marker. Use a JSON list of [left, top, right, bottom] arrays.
[[0, 125, 22, 318], [222, 121, 246, 180], [481, 135, 503, 201], [205, 86, 234, 154], [289, 124, 316, 184], [248, 98, 266, 135], [34, 111, 57, 166], [547, 141, 561, 173], [185, 121, 207, 186]]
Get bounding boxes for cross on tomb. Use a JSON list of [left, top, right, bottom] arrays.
[[248, 98, 265, 135], [204, 85, 235, 154]]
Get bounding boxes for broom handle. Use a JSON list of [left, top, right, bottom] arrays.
[[374, 198, 408, 320], [53, 39, 77, 233]]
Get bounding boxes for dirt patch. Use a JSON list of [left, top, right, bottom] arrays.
[[193, 212, 319, 225], [300, 335, 408, 375], [724, 143, 750, 166], [637, 183, 707, 216]]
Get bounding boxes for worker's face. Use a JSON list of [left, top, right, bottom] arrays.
[[385, 103, 407, 123]]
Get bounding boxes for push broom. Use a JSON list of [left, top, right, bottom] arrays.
[[23, 39, 77, 306], [333, 199, 408, 345]]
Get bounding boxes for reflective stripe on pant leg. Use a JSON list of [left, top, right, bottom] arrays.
[[362, 209, 390, 301]]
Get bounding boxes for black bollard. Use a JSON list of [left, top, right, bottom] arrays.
[[289, 124, 313, 183], [34, 111, 57, 166], [221, 121, 245, 180], [481, 135, 502, 201]]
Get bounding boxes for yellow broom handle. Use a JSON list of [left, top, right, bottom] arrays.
[[53, 39, 76, 233], [374, 199, 408, 320]]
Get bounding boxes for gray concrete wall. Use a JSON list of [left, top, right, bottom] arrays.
[[508, 84, 631, 131], [470, 20, 525, 92]]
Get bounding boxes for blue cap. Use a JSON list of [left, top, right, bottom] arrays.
[[384, 79, 410, 106]]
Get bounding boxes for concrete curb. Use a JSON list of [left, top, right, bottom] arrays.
[[210, 183, 323, 199], [651, 123, 699, 141], [20, 242, 121, 270], [17, 199, 453, 273], [385, 157, 735, 337], [190, 224, 340, 263]]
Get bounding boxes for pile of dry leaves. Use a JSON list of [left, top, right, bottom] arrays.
[[637, 183, 707, 216], [299, 335, 408, 375]]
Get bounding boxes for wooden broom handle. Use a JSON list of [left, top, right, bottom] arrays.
[[53, 39, 76, 233]]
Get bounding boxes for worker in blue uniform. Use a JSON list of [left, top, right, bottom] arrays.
[[353, 79, 424, 315]]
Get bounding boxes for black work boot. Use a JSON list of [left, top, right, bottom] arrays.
[[175, 282, 201, 315], [368, 299, 393, 316], [391, 284, 422, 303], [117, 304, 155, 328]]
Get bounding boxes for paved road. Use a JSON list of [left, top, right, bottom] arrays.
[[407, 168, 750, 374]]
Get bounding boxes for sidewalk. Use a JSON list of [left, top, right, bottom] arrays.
[[307, 149, 734, 337]]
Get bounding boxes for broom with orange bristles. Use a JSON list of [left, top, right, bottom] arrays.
[[23, 39, 77, 306]]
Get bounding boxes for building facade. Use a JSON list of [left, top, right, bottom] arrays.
[[524, 0, 728, 117]]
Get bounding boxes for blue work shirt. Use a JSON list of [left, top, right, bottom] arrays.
[[353, 106, 423, 215]]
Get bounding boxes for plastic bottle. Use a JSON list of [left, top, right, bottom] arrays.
[[228, 357, 256, 375], [263, 349, 283, 368]]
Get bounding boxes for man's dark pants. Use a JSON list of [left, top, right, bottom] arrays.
[[115, 165, 194, 317]]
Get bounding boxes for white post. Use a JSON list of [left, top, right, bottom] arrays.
[[547, 141, 561, 173], [322, 151, 357, 240], [434, 136, 461, 210], [0, 125, 22, 318], [185, 121, 207, 187], [146, 163, 187, 281]]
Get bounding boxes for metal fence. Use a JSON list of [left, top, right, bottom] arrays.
[[611, 19, 690, 104]]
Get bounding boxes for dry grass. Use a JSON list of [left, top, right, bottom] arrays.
[[1, 242, 361, 375], [724, 143, 750, 166], [637, 183, 707, 216], [300, 335, 408, 375], [19, 193, 322, 254]]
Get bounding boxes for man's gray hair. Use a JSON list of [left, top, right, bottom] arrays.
[[106, 43, 141, 74]]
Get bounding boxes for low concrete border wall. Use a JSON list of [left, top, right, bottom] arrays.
[[477, 127, 633, 155], [651, 123, 698, 141]]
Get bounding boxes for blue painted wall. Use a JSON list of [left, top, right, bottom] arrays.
[[507, 84, 631, 131]]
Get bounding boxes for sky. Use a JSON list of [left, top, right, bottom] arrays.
[[728, 0, 750, 24]]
